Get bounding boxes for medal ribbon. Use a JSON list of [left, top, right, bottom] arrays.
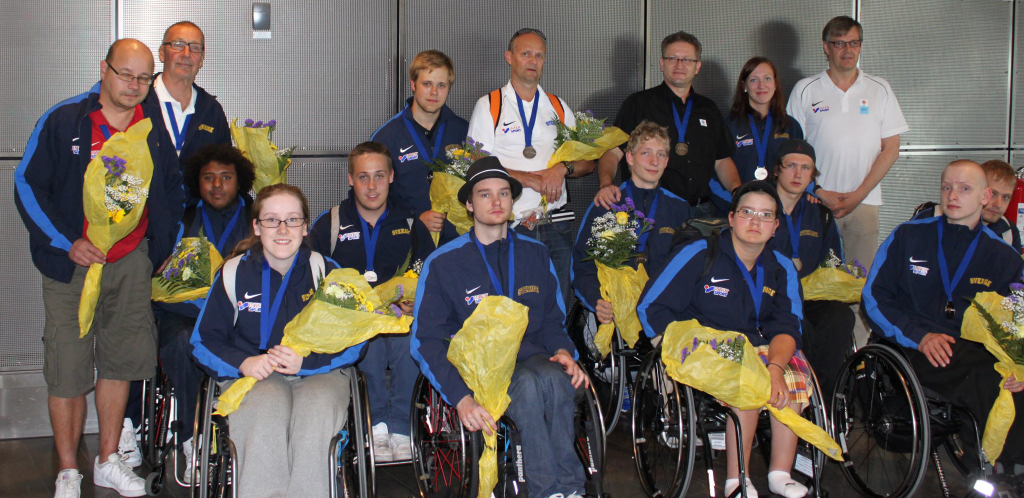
[[402, 114, 447, 162], [622, 181, 660, 253], [200, 197, 245, 255], [733, 253, 765, 329], [936, 220, 982, 311], [670, 97, 695, 146], [748, 111, 773, 167], [164, 102, 193, 152], [785, 198, 803, 260], [515, 91, 540, 150], [473, 231, 515, 299], [99, 125, 112, 140], [358, 207, 388, 275], [259, 254, 300, 350]]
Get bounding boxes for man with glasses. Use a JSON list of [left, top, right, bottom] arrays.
[[787, 15, 909, 270], [467, 27, 594, 306], [143, 21, 230, 181], [595, 30, 740, 218], [15, 39, 183, 497]]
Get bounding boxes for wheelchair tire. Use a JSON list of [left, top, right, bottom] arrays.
[[566, 301, 627, 436], [331, 369, 375, 498], [193, 377, 236, 498], [631, 350, 696, 498], [831, 343, 929, 498], [411, 375, 476, 498], [576, 379, 607, 497]]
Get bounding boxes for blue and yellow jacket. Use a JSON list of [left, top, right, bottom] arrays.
[[770, 195, 844, 279]]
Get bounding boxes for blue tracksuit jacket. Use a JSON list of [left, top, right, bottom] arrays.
[[770, 195, 844, 279], [141, 78, 231, 169]]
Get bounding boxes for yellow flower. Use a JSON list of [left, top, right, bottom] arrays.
[[615, 211, 629, 225], [600, 230, 615, 240], [110, 209, 125, 223], [403, 270, 419, 279]]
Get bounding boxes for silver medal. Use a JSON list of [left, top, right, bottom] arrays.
[[754, 166, 768, 180], [364, 270, 378, 283]]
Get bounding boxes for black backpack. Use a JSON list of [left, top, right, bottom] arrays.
[[668, 217, 730, 281]]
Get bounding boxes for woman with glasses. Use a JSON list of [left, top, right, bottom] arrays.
[[190, 184, 365, 497], [711, 58, 803, 213], [638, 181, 810, 498]]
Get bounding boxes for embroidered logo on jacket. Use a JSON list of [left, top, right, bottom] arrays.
[[338, 232, 360, 242], [799, 229, 819, 238], [238, 301, 262, 312], [517, 285, 539, 296], [763, 286, 776, 297], [970, 277, 992, 288], [392, 228, 410, 236], [302, 288, 315, 302], [199, 124, 214, 133], [909, 264, 929, 276], [659, 227, 675, 235], [399, 152, 420, 163], [465, 293, 488, 305], [704, 285, 729, 297]]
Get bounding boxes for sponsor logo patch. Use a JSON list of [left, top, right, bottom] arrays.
[[909, 264, 929, 276], [465, 293, 488, 305], [238, 301, 262, 312], [736, 138, 754, 147], [399, 151, 420, 163], [338, 232, 360, 242], [704, 285, 729, 297], [501, 125, 522, 134]]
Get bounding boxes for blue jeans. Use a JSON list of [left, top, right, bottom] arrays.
[[513, 220, 573, 309], [360, 333, 417, 436], [505, 354, 584, 496], [157, 311, 204, 441]]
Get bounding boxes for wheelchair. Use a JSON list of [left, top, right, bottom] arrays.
[[631, 347, 830, 498], [409, 370, 607, 497], [191, 367, 374, 498], [137, 365, 185, 495], [830, 338, 990, 498], [566, 300, 647, 435]]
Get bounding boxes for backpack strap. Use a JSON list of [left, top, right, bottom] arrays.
[[489, 89, 503, 129], [700, 231, 721, 282], [546, 92, 565, 124], [309, 251, 326, 285], [221, 256, 242, 325], [329, 205, 341, 255], [181, 205, 199, 237]]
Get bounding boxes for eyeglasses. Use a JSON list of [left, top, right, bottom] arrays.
[[735, 208, 776, 222], [662, 56, 700, 66], [826, 39, 862, 49], [257, 217, 306, 228], [163, 40, 205, 53], [106, 65, 153, 86]]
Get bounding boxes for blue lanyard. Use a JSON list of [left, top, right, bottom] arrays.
[[733, 253, 765, 329], [622, 181, 660, 253], [358, 207, 388, 273], [99, 125, 112, 140], [747, 111, 773, 167], [259, 255, 299, 350], [401, 115, 447, 162], [670, 97, 694, 145], [936, 221, 982, 306], [784, 199, 804, 260], [514, 91, 540, 148], [199, 198, 245, 255], [473, 231, 515, 299], [164, 102, 193, 152]]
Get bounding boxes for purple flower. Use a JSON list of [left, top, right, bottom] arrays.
[[584, 110, 594, 118], [692, 337, 699, 349], [710, 339, 718, 349], [390, 303, 403, 317], [244, 119, 255, 127], [644, 218, 655, 225], [1012, 283, 1024, 292], [267, 119, 277, 127], [635, 210, 645, 219], [625, 197, 635, 210], [255, 120, 263, 128]]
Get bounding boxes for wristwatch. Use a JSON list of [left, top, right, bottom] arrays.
[[563, 161, 575, 177]]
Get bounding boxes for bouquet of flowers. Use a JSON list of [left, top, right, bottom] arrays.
[[446, 295, 529, 498], [375, 259, 423, 308], [79, 119, 155, 337], [800, 249, 867, 302], [961, 285, 1024, 464], [584, 198, 653, 356], [662, 319, 843, 461], [546, 110, 629, 168], [215, 268, 413, 416], [428, 139, 489, 239], [151, 233, 224, 303], [230, 118, 294, 193]]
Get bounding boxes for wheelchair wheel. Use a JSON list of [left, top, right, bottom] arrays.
[[411, 375, 475, 498], [193, 377, 237, 498], [575, 378, 607, 497], [631, 350, 696, 497], [831, 344, 929, 498], [331, 369, 375, 498], [566, 301, 627, 435]]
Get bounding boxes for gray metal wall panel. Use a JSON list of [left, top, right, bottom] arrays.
[[862, 0, 1011, 148], [646, 0, 850, 112], [120, 0, 397, 155], [0, 163, 44, 371], [1012, 4, 1024, 148], [0, 0, 112, 153], [286, 157, 351, 218]]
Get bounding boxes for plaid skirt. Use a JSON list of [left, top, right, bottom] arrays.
[[755, 346, 812, 408]]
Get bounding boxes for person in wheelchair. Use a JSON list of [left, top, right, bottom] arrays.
[[637, 180, 810, 498], [571, 120, 692, 334], [190, 184, 365, 497], [769, 139, 854, 405], [862, 159, 1024, 471], [411, 157, 590, 498]]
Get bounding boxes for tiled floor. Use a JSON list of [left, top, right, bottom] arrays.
[[0, 427, 976, 497]]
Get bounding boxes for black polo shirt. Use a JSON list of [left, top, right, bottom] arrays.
[[612, 82, 734, 204]]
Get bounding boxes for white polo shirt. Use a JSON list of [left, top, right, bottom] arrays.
[[153, 74, 198, 156], [467, 81, 576, 218], [787, 70, 908, 206]]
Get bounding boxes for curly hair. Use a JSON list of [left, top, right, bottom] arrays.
[[183, 143, 256, 198]]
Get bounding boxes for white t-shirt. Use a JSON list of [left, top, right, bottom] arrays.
[[467, 81, 576, 218], [153, 74, 198, 156], [786, 70, 909, 205]]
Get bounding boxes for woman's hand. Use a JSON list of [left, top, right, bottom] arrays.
[[267, 345, 302, 375], [768, 364, 790, 409], [457, 395, 497, 436], [239, 355, 274, 380], [595, 299, 614, 324]]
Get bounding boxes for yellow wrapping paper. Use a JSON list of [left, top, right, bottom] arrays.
[[230, 118, 290, 192], [593, 262, 648, 357], [546, 126, 629, 168], [429, 171, 472, 238], [214, 268, 412, 416], [151, 241, 224, 303], [800, 267, 865, 303], [446, 296, 529, 498], [374, 274, 418, 304], [661, 320, 843, 461], [79, 119, 155, 337], [961, 291, 1024, 464]]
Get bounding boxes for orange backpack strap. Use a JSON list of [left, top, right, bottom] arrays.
[[546, 92, 565, 123], [488, 89, 503, 129]]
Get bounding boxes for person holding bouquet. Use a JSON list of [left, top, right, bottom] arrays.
[[863, 160, 1024, 471], [412, 157, 589, 498], [638, 181, 809, 498], [190, 184, 364, 497]]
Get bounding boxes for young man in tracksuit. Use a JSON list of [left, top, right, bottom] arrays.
[[572, 121, 692, 331], [863, 160, 1024, 470], [308, 142, 440, 462], [411, 157, 589, 497]]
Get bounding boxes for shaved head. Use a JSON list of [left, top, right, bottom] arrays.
[[940, 160, 992, 227], [105, 38, 153, 66]]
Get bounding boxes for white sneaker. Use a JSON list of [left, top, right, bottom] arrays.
[[94, 453, 146, 497], [182, 437, 195, 485], [372, 422, 393, 463], [390, 433, 412, 461], [54, 468, 82, 498], [118, 418, 142, 468]]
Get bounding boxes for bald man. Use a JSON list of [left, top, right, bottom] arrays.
[[862, 160, 1024, 471], [15, 38, 183, 497]]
